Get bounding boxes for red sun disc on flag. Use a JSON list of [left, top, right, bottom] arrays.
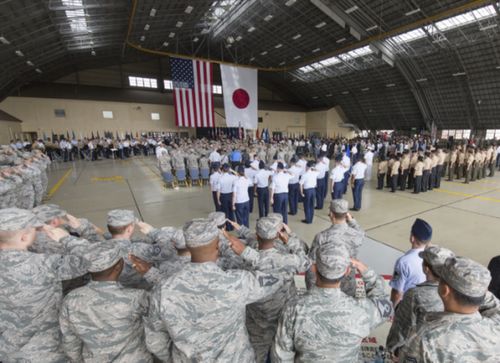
[[232, 88, 250, 109]]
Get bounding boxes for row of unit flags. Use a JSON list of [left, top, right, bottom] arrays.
[[41, 130, 146, 141], [170, 57, 257, 130]]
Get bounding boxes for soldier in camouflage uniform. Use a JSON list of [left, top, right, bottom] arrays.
[[59, 243, 152, 362], [144, 218, 285, 362], [400, 256, 500, 362], [386, 246, 455, 355], [271, 244, 393, 362], [306, 199, 365, 296], [224, 216, 311, 362], [0, 208, 90, 362]]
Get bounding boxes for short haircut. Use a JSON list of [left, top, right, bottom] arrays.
[[317, 272, 343, 285], [0, 230, 22, 244], [107, 223, 132, 235], [332, 212, 347, 220], [423, 260, 440, 278], [90, 259, 123, 279], [450, 286, 485, 307]]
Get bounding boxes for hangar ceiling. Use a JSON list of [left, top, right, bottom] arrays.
[[1, 0, 499, 129]]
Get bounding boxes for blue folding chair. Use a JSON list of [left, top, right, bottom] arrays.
[[189, 167, 201, 187], [161, 171, 174, 188], [175, 168, 188, 187], [200, 168, 210, 185]]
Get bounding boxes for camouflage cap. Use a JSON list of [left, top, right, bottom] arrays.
[[316, 243, 350, 280], [419, 246, 455, 275], [32, 204, 67, 223], [183, 218, 219, 248], [107, 209, 136, 227], [267, 213, 284, 225], [207, 212, 226, 227], [440, 256, 491, 298], [256, 217, 280, 240], [0, 208, 44, 231], [172, 228, 186, 249], [329, 199, 349, 214], [86, 243, 123, 273]]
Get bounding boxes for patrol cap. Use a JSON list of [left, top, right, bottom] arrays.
[[86, 243, 122, 273], [107, 209, 136, 227], [329, 199, 349, 214], [411, 218, 432, 242], [256, 217, 280, 240], [183, 218, 219, 248], [172, 228, 186, 249], [32, 204, 67, 223], [0, 208, 44, 231], [440, 257, 491, 298], [208, 212, 226, 227], [419, 246, 455, 275], [316, 243, 350, 280], [267, 213, 284, 226]]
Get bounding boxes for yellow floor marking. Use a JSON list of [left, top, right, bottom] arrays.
[[434, 188, 500, 203], [91, 175, 125, 182], [46, 168, 72, 199]]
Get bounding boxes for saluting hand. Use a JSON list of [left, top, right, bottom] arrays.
[[136, 221, 154, 235], [65, 214, 82, 229], [226, 219, 241, 231], [42, 225, 69, 242], [350, 258, 368, 274], [222, 230, 246, 256]]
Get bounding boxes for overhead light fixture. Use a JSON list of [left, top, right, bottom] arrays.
[[326, 93, 332, 97], [294, 55, 301, 59], [201, 28, 210, 34], [162, 41, 169, 47], [285, 0, 296, 6], [336, 37, 346, 43], [452, 72, 466, 77], [361, 87, 369, 91], [312, 96, 319, 99], [405, 8, 421, 16], [227, 36, 234, 43], [0, 36, 10, 44], [275, 43, 282, 48], [292, 34, 301, 40], [496, 66, 500, 69], [149, 8, 156, 17], [248, 26, 256, 32], [193, 37, 199, 42], [169, 32, 176, 38], [416, 78, 427, 82], [480, 24, 498, 31], [315, 21, 326, 28], [341, 91, 349, 95], [26, 60, 34, 66], [250, 57, 255, 61], [312, 47, 320, 52], [386, 83, 395, 87], [91, 50, 96, 56], [140, 35, 145, 41], [15, 50, 24, 57], [185, 5, 194, 14], [345, 5, 359, 14], [279, 61, 285, 65], [235, 35, 242, 41], [260, 50, 268, 55], [35, 68, 42, 73], [144, 24, 150, 31], [264, 14, 273, 21], [226, 44, 232, 48], [176, 21, 183, 28], [366, 25, 378, 31]]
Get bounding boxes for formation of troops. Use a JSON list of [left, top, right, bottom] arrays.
[[1, 135, 499, 363]]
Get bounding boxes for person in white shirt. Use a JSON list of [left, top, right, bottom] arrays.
[[496, 145, 500, 170], [209, 148, 221, 169], [350, 155, 367, 211], [299, 161, 318, 224], [314, 155, 328, 210], [209, 165, 222, 212], [330, 156, 345, 200], [296, 154, 307, 174], [244, 161, 257, 213], [270, 162, 292, 224], [253, 161, 272, 218], [287, 157, 302, 216], [156, 143, 168, 159], [232, 165, 251, 227], [216, 164, 237, 230], [341, 152, 351, 194], [364, 148, 374, 181]]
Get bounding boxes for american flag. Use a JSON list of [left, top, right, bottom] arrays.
[[170, 57, 214, 128]]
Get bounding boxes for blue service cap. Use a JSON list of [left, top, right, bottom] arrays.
[[411, 218, 432, 242]]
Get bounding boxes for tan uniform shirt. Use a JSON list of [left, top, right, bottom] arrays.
[[378, 161, 388, 174], [414, 162, 424, 176], [423, 158, 432, 171], [401, 157, 410, 170], [391, 161, 401, 177]]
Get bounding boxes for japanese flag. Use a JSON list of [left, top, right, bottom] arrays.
[[220, 64, 258, 130]]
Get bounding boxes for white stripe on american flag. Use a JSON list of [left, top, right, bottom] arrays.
[[193, 61, 202, 127], [181, 89, 189, 127], [198, 61, 207, 127], [207, 62, 214, 127], [174, 89, 183, 127], [187, 91, 195, 128]]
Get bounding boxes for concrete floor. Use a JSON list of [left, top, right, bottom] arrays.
[[45, 156, 500, 268]]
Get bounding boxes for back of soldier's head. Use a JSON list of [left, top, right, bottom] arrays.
[[0, 208, 43, 247], [106, 209, 136, 237]]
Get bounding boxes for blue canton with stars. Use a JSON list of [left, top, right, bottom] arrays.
[[170, 58, 194, 89]]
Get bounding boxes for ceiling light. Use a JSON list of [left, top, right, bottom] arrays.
[[185, 5, 194, 14], [264, 15, 273, 21], [26, 60, 34, 66], [405, 8, 421, 16], [248, 26, 256, 32], [294, 55, 301, 59], [496, 66, 500, 69], [452, 72, 466, 77], [285, 0, 296, 6], [226, 44, 232, 48], [201, 28, 210, 34], [0, 36, 10, 44], [312, 47, 320, 52], [279, 61, 285, 65], [386, 83, 395, 87], [315, 21, 326, 28], [144, 24, 150, 31], [336, 37, 346, 43], [416, 78, 427, 82], [35, 68, 42, 73], [169, 32, 175, 38], [91, 50, 96, 56], [312, 96, 319, 99], [345, 5, 359, 14], [140, 35, 145, 41], [162, 41, 169, 47], [15, 50, 24, 57], [366, 25, 378, 31], [193, 37, 199, 42], [176, 21, 183, 28], [227, 36, 234, 43], [326, 93, 332, 97], [341, 91, 349, 95], [275, 43, 282, 48], [260, 51, 268, 55], [235, 35, 242, 41], [361, 87, 369, 91], [480, 24, 498, 31], [250, 57, 255, 61], [292, 34, 301, 40], [149, 8, 156, 17]]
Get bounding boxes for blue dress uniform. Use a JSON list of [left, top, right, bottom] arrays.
[[244, 166, 257, 214], [330, 164, 345, 200], [270, 165, 292, 224], [314, 160, 328, 209], [209, 170, 222, 211], [254, 166, 272, 218], [341, 154, 351, 194], [321, 155, 330, 200], [300, 168, 318, 224], [216, 170, 237, 230], [232, 173, 251, 228], [287, 164, 302, 215], [350, 160, 367, 211]]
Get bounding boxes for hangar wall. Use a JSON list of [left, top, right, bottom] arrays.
[[0, 120, 22, 144]]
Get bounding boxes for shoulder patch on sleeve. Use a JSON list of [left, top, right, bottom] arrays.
[[258, 275, 279, 287], [375, 299, 393, 319]]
